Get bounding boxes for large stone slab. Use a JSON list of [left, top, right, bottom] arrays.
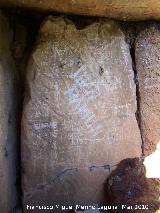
[[1, 0, 160, 21], [0, 11, 18, 212], [136, 26, 160, 156], [22, 17, 141, 210]]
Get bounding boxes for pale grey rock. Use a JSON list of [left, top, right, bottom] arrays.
[[22, 17, 142, 210]]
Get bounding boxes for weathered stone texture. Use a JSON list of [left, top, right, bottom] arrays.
[[136, 26, 160, 156], [1, 0, 160, 21], [0, 12, 18, 212], [22, 17, 141, 209], [105, 158, 160, 212]]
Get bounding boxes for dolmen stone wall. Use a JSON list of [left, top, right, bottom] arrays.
[[21, 17, 141, 210], [1, 8, 160, 212]]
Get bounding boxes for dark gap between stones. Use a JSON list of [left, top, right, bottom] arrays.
[[3, 10, 42, 212], [130, 46, 144, 157]]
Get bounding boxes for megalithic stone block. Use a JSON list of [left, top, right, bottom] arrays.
[[136, 26, 160, 156], [1, 0, 160, 21], [21, 17, 142, 211], [0, 11, 18, 212]]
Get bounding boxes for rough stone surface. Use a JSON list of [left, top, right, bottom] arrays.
[[1, 1, 160, 21], [0, 11, 18, 212], [21, 17, 141, 210], [136, 26, 160, 156], [105, 158, 160, 212]]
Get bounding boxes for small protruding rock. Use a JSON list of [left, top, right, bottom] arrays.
[[105, 158, 160, 212]]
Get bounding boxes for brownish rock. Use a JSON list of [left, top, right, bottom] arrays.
[[105, 158, 160, 212], [0, 11, 18, 212], [1, 0, 160, 21], [135, 26, 160, 156], [21, 17, 141, 210]]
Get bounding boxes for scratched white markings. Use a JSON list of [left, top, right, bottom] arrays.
[[68, 124, 79, 145], [63, 62, 105, 144], [33, 121, 57, 131], [121, 40, 130, 66], [63, 50, 132, 145], [32, 120, 58, 146], [21, 19, 143, 206], [65, 67, 101, 105], [54, 82, 61, 110], [33, 99, 42, 118], [64, 104, 103, 144]]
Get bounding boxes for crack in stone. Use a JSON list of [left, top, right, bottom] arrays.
[[130, 46, 144, 157]]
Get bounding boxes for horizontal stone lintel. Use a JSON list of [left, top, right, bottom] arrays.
[[1, 0, 160, 21]]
